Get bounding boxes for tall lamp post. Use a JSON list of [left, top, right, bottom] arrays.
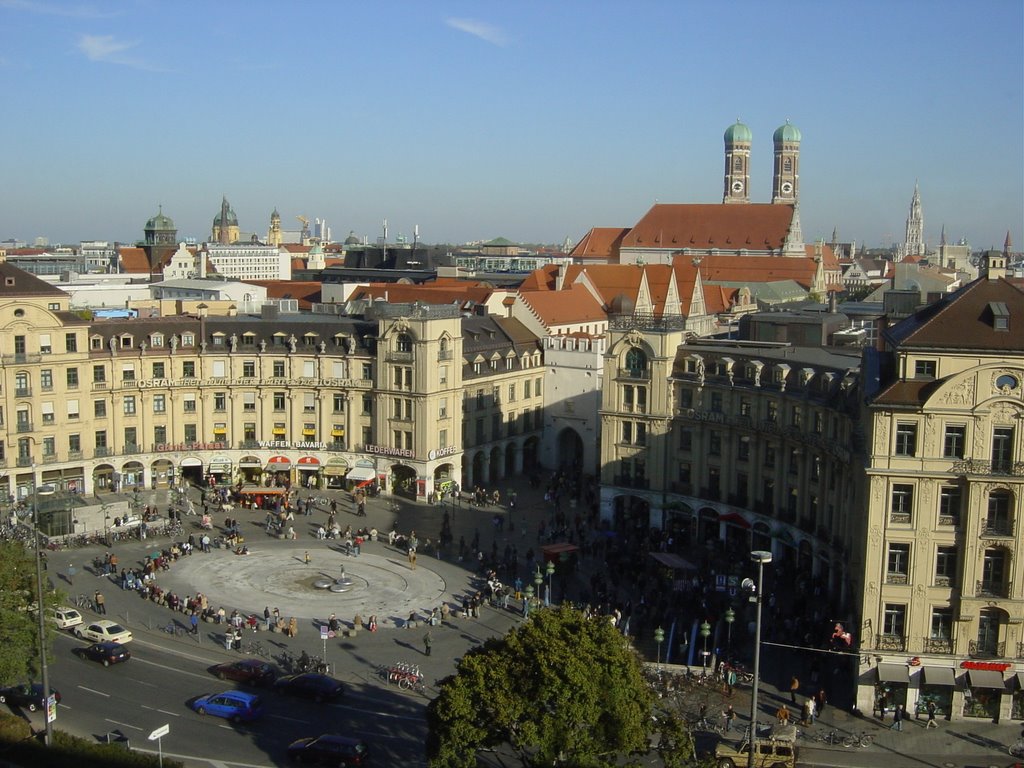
[[724, 606, 735, 657], [30, 466, 54, 746], [699, 620, 711, 672], [654, 626, 665, 667], [523, 584, 534, 618], [545, 560, 555, 606], [533, 566, 544, 610], [747, 550, 773, 766]]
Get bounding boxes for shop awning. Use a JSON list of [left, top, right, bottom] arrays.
[[876, 663, 909, 684], [346, 466, 376, 483], [921, 667, 955, 687], [967, 669, 1005, 689], [297, 457, 320, 468], [649, 552, 698, 571], [238, 456, 262, 467], [323, 459, 349, 477], [719, 512, 751, 529], [266, 456, 291, 470]]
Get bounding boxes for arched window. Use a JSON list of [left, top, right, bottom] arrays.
[[624, 347, 648, 375], [396, 333, 413, 353]]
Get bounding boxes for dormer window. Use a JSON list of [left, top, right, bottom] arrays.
[[151, 333, 164, 348], [119, 335, 133, 349], [181, 334, 195, 347], [989, 301, 1010, 331], [396, 333, 413, 353], [90, 335, 103, 351]]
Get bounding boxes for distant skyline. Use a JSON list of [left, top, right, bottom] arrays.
[[1, 0, 1021, 251]]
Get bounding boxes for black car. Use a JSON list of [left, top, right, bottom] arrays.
[[74, 641, 131, 667], [287, 734, 369, 766], [0, 683, 62, 712], [273, 673, 344, 703], [210, 658, 277, 686]]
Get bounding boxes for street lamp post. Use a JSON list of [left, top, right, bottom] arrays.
[[533, 566, 543, 610], [545, 560, 555, 606], [523, 584, 534, 618], [654, 626, 665, 667], [747, 550, 773, 767], [724, 606, 735, 657], [699, 620, 711, 672], [30, 466, 54, 746]]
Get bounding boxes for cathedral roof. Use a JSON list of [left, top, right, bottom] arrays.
[[145, 207, 175, 231], [568, 227, 630, 262], [622, 203, 794, 251]]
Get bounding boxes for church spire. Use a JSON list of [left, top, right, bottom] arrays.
[[1005, 230, 1013, 254], [902, 182, 925, 257]]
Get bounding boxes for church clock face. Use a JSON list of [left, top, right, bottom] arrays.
[[781, 181, 793, 195], [731, 180, 744, 193]]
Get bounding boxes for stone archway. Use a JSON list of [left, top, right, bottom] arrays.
[[556, 427, 584, 472], [504, 442, 517, 477], [471, 452, 487, 489], [389, 463, 417, 499], [489, 446, 502, 485], [93, 463, 115, 491], [613, 495, 650, 533], [120, 461, 145, 490], [522, 436, 540, 474], [150, 459, 173, 489]]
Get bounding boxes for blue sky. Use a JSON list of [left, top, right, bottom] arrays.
[[1, 0, 1021, 251]]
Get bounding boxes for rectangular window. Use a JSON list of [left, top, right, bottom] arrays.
[[508, 384, 516, 402], [183, 396, 196, 413], [273, 392, 286, 411], [214, 392, 227, 411], [244, 423, 257, 442], [68, 433, 80, 452], [739, 398, 751, 417], [94, 430, 107, 449], [709, 431, 721, 455], [39, 333, 51, 354], [942, 425, 966, 459], [891, 484, 914, 519], [184, 424, 197, 442], [992, 427, 1015, 472], [182, 361, 196, 378], [710, 392, 723, 413], [362, 395, 372, 415], [764, 445, 776, 469], [935, 546, 957, 586], [152, 361, 165, 379], [273, 361, 286, 378], [678, 387, 693, 409], [153, 394, 166, 413], [524, 379, 531, 399], [211, 360, 226, 378], [123, 396, 136, 415], [304, 393, 316, 412], [766, 401, 778, 423], [66, 399, 79, 419], [41, 402, 54, 424], [333, 394, 346, 413], [813, 412, 824, 434], [243, 361, 256, 377], [153, 425, 167, 444], [121, 364, 135, 382], [883, 604, 906, 641], [679, 430, 692, 451], [535, 377, 541, 396], [439, 399, 448, 419], [40, 369, 53, 391], [886, 543, 910, 583], [362, 363, 373, 380], [930, 608, 953, 640], [938, 485, 961, 525], [439, 429, 448, 450], [65, 333, 78, 353], [243, 392, 256, 412], [303, 360, 316, 377], [94, 400, 107, 418], [124, 427, 137, 448], [362, 426, 373, 446], [915, 359, 937, 378], [66, 367, 79, 388], [895, 422, 918, 456], [93, 364, 106, 383], [737, 438, 750, 462], [439, 365, 448, 385]]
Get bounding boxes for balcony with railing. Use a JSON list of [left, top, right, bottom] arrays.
[[951, 459, 1024, 478], [875, 633, 906, 652], [16, 422, 33, 433], [885, 571, 910, 585], [938, 513, 959, 527], [1016, 642, 1024, 659], [976, 579, 1009, 598], [2, 353, 41, 364], [95, 447, 112, 458], [15, 387, 32, 398], [437, 350, 453, 361], [981, 519, 1014, 537], [968, 640, 1005, 659], [385, 351, 415, 363], [922, 637, 954, 655], [16, 456, 32, 467], [617, 366, 651, 380], [889, 511, 912, 525], [612, 475, 650, 490]]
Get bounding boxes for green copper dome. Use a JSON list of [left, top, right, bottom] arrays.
[[145, 207, 175, 230], [773, 120, 801, 143], [724, 120, 752, 144]]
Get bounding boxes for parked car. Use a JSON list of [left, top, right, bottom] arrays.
[[287, 734, 369, 766], [189, 690, 264, 723], [48, 606, 83, 630], [73, 641, 131, 667], [0, 683, 61, 712], [74, 620, 133, 644], [273, 673, 344, 703], [209, 659, 277, 686], [715, 728, 798, 768]]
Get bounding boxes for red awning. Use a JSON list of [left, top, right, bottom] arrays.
[[719, 512, 751, 529], [297, 456, 320, 466]]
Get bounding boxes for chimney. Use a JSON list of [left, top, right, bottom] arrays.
[[828, 291, 838, 314]]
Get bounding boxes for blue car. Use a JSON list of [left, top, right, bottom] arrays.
[[189, 690, 263, 723]]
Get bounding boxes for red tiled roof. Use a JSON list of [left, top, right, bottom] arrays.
[[518, 283, 606, 327], [119, 246, 151, 273], [519, 264, 560, 291], [569, 227, 630, 262], [246, 280, 322, 308], [622, 203, 794, 250], [681, 254, 818, 289], [564, 264, 644, 307], [349, 280, 494, 306]]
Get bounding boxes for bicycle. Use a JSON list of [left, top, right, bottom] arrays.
[[843, 731, 874, 748], [244, 640, 269, 659], [163, 622, 185, 637], [75, 594, 92, 611], [814, 729, 845, 745], [1009, 738, 1024, 759]]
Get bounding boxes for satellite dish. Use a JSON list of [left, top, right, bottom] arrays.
[[741, 578, 755, 592]]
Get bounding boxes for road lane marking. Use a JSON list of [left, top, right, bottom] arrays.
[[77, 686, 110, 697], [104, 718, 143, 731], [157, 709, 181, 717], [266, 714, 306, 723]]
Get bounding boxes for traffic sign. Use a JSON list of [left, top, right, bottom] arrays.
[[320, 625, 329, 640], [46, 694, 57, 724], [148, 724, 170, 741]]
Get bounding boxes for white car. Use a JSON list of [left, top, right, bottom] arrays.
[[48, 606, 83, 630], [74, 620, 133, 644]]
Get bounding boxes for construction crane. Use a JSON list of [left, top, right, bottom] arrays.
[[296, 215, 311, 243]]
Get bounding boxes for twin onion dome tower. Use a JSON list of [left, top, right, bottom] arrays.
[[723, 119, 801, 206]]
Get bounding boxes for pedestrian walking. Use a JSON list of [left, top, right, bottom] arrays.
[[890, 703, 904, 731], [94, 591, 106, 615], [423, 630, 432, 656], [925, 700, 938, 728], [806, 696, 817, 726], [67, 563, 76, 585], [190, 611, 199, 635], [789, 674, 800, 704], [775, 704, 791, 726], [722, 704, 736, 732], [304, 550, 311, 564]]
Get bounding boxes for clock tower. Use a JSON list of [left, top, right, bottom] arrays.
[[723, 120, 751, 204], [772, 120, 800, 204]]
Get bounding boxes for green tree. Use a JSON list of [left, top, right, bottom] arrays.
[[0, 541, 56, 684], [426, 605, 658, 767]]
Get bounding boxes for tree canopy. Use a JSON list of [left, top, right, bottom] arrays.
[[427, 605, 681, 768], [0, 541, 57, 684]]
